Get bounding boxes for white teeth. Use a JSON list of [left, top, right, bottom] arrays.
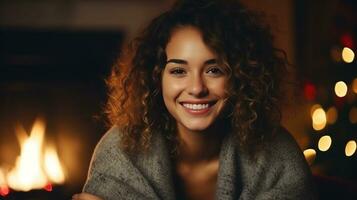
[[182, 103, 209, 110]]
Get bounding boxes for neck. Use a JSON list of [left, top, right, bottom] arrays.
[[175, 122, 227, 164]]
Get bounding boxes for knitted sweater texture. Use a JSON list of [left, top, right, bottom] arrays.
[[83, 127, 316, 199]]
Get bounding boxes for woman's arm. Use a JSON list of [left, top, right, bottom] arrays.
[[82, 128, 159, 200]]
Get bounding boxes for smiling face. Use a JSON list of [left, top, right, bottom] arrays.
[[162, 26, 229, 134]]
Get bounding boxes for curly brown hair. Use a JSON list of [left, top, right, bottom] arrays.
[[105, 0, 287, 155]]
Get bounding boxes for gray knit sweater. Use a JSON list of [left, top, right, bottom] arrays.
[[83, 127, 316, 199]]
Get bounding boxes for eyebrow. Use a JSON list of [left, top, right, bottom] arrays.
[[166, 58, 217, 65]]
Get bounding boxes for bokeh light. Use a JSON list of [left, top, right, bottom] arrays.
[[342, 47, 355, 63], [345, 140, 357, 157], [304, 83, 317, 101], [330, 46, 342, 62], [349, 107, 357, 124], [310, 104, 322, 116], [352, 78, 357, 94], [312, 107, 327, 131], [303, 149, 316, 166], [318, 135, 332, 152], [334, 81, 348, 97], [326, 107, 338, 124]]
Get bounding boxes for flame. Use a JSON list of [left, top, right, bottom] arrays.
[[44, 145, 65, 184], [0, 168, 6, 186], [6, 118, 65, 191]]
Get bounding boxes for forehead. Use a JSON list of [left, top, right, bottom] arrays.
[[165, 26, 217, 61]]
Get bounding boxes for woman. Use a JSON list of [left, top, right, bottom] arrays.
[[73, 0, 316, 199]]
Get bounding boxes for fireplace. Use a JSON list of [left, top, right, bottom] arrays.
[[0, 28, 123, 199]]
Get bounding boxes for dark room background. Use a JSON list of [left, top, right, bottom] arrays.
[[0, 0, 356, 199]]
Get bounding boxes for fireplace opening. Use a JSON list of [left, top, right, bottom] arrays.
[[0, 28, 123, 199]]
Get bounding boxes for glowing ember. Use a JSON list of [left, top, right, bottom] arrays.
[[6, 118, 65, 192], [44, 183, 53, 192], [0, 185, 9, 197], [0, 168, 9, 196]]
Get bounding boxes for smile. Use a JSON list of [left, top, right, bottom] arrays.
[[182, 103, 209, 110], [179, 101, 217, 115]]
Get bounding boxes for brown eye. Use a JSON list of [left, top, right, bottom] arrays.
[[206, 67, 224, 76], [169, 67, 186, 75]]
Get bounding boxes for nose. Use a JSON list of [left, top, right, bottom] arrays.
[[188, 74, 208, 97]]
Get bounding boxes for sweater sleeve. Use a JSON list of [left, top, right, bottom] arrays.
[[82, 127, 158, 200], [239, 128, 318, 200]]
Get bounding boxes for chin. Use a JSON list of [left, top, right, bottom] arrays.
[[180, 121, 213, 132], [187, 127, 209, 132]]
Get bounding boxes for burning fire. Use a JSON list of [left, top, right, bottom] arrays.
[[4, 118, 65, 192]]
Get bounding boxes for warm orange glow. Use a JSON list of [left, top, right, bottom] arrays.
[[349, 107, 357, 124], [0, 185, 9, 197], [303, 149, 316, 166], [345, 140, 357, 157], [318, 135, 332, 152], [326, 107, 338, 124], [6, 118, 65, 191], [0, 168, 9, 197], [342, 47, 355, 63], [44, 183, 53, 192], [0, 168, 6, 186], [312, 107, 327, 131], [352, 78, 357, 94], [334, 81, 348, 97], [330, 46, 342, 62]]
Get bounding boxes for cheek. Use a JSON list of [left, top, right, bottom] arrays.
[[207, 80, 229, 98], [162, 76, 182, 93], [161, 79, 182, 118], [161, 77, 183, 104]]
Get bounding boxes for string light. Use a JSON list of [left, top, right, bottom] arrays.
[[341, 47, 355, 63], [310, 104, 322, 116], [304, 83, 317, 101], [349, 107, 357, 124], [318, 135, 332, 152], [312, 107, 327, 131], [330, 46, 342, 62], [340, 33, 354, 49], [326, 106, 338, 124], [352, 78, 357, 94], [345, 140, 357, 157], [334, 81, 348, 97], [303, 149, 316, 166]]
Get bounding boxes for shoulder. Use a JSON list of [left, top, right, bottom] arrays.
[[98, 126, 122, 148], [265, 127, 305, 162], [253, 127, 310, 174], [85, 126, 128, 175], [239, 127, 306, 165], [92, 126, 122, 157], [87, 126, 140, 174], [82, 127, 159, 199], [237, 127, 317, 199]]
